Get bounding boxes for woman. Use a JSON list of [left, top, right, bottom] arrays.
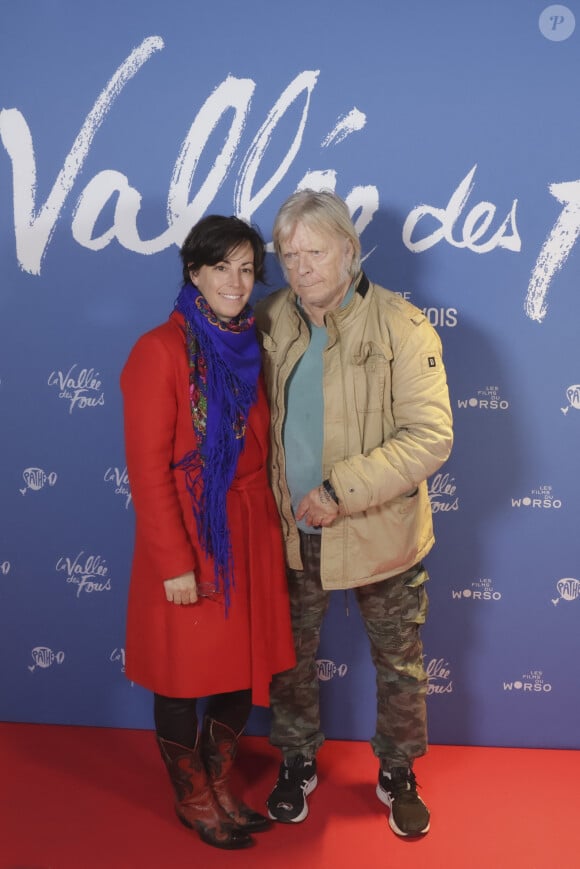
[[121, 215, 295, 851]]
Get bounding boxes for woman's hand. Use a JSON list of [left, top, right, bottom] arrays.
[[164, 571, 198, 605]]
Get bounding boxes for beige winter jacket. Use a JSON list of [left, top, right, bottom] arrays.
[[255, 273, 453, 590]]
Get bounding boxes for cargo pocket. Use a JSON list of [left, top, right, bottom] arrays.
[[403, 565, 429, 626], [357, 565, 429, 660]]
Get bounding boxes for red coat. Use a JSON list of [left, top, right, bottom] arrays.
[[121, 312, 295, 706]]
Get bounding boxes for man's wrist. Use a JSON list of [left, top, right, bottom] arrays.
[[322, 478, 339, 504]]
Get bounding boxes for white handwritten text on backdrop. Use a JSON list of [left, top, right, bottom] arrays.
[[0, 36, 578, 323]]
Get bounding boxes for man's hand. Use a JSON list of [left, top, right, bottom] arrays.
[[296, 485, 340, 528], [164, 571, 198, 605]]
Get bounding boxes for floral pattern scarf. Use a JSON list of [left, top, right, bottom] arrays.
[[173, 284, 261, 608]]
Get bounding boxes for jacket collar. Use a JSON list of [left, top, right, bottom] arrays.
[[355, 271, 370, 298], [286, 271, 370, 333], [327, 271, 369, 326]]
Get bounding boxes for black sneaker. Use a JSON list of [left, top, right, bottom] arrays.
[[376, 766, 430, 837], [266, 756, 318, 823]]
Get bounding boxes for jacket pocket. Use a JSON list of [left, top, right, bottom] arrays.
[[351, 346, 388, 413]]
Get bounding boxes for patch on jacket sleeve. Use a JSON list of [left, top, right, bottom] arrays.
[[421, 351, 441, 374]]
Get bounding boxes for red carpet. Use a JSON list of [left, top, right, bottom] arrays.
[[0, 722, 577, 868]]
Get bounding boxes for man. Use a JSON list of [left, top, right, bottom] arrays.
[[255, 190, 453, 838]]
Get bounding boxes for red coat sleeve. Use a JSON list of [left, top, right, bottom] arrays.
[[120, 328, 197, 581]]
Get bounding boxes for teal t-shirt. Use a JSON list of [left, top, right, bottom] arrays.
[[283, 321, 326, 534], [283, 285, 354, 534]]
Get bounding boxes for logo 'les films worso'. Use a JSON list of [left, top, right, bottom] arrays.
[[451, 577, 501, 601], [456, 385, 509, 411], [511, 485, 562, 509], [503, 670, 552, 693]]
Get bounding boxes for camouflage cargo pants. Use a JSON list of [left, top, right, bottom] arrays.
[[270, 531, 429, 769]]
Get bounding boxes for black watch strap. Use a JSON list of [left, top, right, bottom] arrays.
[[322, 478, 339, 504]]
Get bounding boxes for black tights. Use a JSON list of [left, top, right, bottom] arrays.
[[153, 689, 252, 749]]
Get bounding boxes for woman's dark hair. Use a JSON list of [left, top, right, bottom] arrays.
[[179, 215, 266, 285]]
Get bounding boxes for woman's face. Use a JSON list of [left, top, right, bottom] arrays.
[[189, 242, 255, 322]]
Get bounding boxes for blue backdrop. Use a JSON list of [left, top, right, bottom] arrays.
[[1, 0, 579, 750]]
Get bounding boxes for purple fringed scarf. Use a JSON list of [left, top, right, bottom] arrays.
[[172, 285, 261, 609]]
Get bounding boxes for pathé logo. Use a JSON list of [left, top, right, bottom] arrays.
[[316, 659, 348, 681], [561, 385, 580, 415], [552, 577, 580, 606], [20, 467, 57, 495], [28, 646, 65, 672]]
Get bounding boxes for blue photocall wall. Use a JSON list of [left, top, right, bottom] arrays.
[[1, 0, 579, 749]]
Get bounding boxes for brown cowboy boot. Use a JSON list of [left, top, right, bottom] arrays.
[[157, 735, 254, 850], [202, 716, 271, 832]]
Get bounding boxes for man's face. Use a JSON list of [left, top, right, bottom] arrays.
[[279, 222, 354, 317]]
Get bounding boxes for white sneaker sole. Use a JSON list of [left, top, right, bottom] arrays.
[[268, 774, 318, 824], [376, 783, 430, 837]]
